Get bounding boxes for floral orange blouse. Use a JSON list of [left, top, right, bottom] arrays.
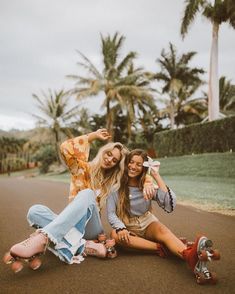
[[60, 135, 92, 202]]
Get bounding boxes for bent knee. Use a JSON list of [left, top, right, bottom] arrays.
[[27, 204, 47, 225], [74, 189, 96, 204]]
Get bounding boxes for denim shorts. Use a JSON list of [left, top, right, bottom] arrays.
[[126, 211, 158, 238]]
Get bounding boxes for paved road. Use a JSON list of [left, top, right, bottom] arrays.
[[0, 177, 234, 294]]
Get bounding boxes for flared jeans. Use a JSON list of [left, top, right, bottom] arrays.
[[27, 189, 103, 263]]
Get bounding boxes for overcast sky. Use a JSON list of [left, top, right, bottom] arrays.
[[1, 0, 235, 131]]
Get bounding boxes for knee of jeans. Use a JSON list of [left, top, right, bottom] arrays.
[[75, 189, 96, 205], [27, 204, 45, 226]]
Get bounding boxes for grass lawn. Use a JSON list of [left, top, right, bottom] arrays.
[[158, 152, 235, 215]]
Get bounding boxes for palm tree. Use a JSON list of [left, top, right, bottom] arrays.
[[32, 89, 80, 163], [219, 76, 235, 115], [68, 32, 155, 137], [181, 0, 235, 121], [155, 43, 205, 128], [203, 75, 235, 115]]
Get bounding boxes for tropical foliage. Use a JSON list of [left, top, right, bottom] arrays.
[[32, 89, 80, 162], [154, 43, 205, 128], [181, 0, 235, 121], [68, 33, 156, 138]]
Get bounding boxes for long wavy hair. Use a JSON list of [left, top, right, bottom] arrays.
[[89, 142, 129, 208], [117, 149, 148, 222]]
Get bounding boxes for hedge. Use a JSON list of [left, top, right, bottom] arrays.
[[153, 115, 235, 157]]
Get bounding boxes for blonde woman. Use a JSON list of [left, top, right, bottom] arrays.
[[5, 129, 129, 269]]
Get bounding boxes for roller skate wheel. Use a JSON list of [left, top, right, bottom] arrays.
[[29, 258, 42, 270], [209, 272, 218, 284], [205, 239, 213, 248], [211, 249, 220, 260], [196, 272, 207, 285], [11, 260, 23, 273], [3, 252, 14, 264], [107, 250, 117, 259]]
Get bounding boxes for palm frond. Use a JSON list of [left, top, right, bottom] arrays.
[[181, 0, 205, 38]]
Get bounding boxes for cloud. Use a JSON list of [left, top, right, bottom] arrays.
[[0, 0, 234, 130]]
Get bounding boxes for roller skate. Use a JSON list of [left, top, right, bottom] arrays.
[[105, 239, 117, 258], [83, 240, 107, 258], [3, 232, 48, 273], [179, 237, 195, 248], [182, 235, 220, 285]]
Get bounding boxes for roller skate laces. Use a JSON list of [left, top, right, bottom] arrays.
[[84, 241, 107, 258], [10, 232, 49, 259]]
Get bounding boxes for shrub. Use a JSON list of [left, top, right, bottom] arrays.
[[154, 115, 235, 157], [33, 145, 57, 173]]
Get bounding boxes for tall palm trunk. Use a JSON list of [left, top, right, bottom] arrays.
[[105, 97, 114, 139], [170, 94, 175, 129], [53, 125, 62, 165], [208, 22, 219, 121]]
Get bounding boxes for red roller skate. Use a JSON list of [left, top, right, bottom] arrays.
[[179, 236, 195, 248], [182, 235, 220, 285], [3, 232, 48, 273]]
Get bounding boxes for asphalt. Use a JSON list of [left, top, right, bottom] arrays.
[[0, 177, 234, 294]]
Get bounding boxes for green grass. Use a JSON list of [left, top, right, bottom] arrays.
[[38, 172, 70, 183], [159, 152, 235, 178], [158, 152, 235, 214]]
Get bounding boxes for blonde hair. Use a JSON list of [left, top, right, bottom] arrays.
[[117, 149, 148, 223], [89, 142, 129, 209]]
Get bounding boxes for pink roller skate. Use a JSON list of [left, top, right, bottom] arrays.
[[83, 241, 107, 258], [3, 232, 48, 273], [182, 235, 220, 285]]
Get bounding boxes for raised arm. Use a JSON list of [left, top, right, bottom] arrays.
[[150, 168, 176, 213], [60, 129, 111, 175]]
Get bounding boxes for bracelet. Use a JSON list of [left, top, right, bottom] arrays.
[[116, 228, 126, 233]]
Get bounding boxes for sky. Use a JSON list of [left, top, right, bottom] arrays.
[[1, 0, 235, 131]]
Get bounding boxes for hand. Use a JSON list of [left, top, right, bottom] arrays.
[[95, 129, 111, 141], [150, 165, 160, 177], [143, 185, 156, 200], [117, 229, 130, 243]]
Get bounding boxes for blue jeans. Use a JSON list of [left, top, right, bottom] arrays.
[[27, 189, 104, 263]]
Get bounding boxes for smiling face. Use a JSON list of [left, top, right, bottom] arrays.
[[127, 155, 144, 178], [100, 147, 121, 169]]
